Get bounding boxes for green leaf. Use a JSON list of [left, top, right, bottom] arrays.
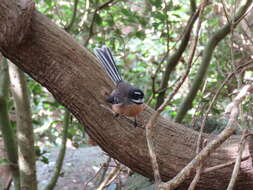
[[149, 0, 162, 8], [152, 12, 166, 21], [94, 14, 102, 25], [0, 157, 10, 166], [45, 0, 53, 7], [40, 156, 49, 164], [121, 8, 132, 17], [135, 31, 146, 39]]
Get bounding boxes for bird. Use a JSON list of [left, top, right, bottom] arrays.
[[94, 45, 144, 127]]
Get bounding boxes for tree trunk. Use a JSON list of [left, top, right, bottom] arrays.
[[0, 1, 252, 189]]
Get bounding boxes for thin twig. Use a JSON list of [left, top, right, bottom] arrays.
[[65, 0, 79, 32], [150, 0, 172, 95], [96, 161, 121, 190], [160, 84, 253, 190], [195, 1, 253, 148], [196, 60, 253, 154], [167, 0, 207, 121], [188, 139, 207, 190], [233, 3, 253, 25], [84, 0, 119, 46], [145, 112, 162, 188], [220, 0, 231, 24], [155, 3, 205, 108], [145, 3, 209, 187], [83, 157, 111, 190], [226, 130, 247, 190], [202, 155, 250, 174]]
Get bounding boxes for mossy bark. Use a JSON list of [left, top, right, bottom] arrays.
[[0, 57, 20, 190]]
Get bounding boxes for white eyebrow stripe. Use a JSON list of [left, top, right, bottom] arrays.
[[131, 98, 144, 103]]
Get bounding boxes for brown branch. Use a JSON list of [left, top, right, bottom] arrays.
[[145, 112, 162, 188], [187, 0, 207, 77], [155, 3, 203, 108], [220, 0, 231, 24], [233, 3, 253, 25], [64, 0, 79, 32], [188, 139, 207, 190], [196, 60, 253, 153], [175, 0, 253, 123], [190, 0, 197, 13], [226, 130, 247, 190], [96, 161, 121, 190], [160, 84, 253, 190], [83, 157, 111, 189], [145, 2, 208, 183], [84, 0, 118, 46], [247, 133, 253, 167], [95, 157, 112, 187], [202, 155, 250, 173]]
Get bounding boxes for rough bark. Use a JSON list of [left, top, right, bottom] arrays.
[[0, 1, 253, 190]]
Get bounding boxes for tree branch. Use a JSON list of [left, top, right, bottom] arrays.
[[202, 155, 250, 174], [1, 2, 253, 189], [84, 0, 118, 46], [161, 84, 253, 190], [226, 130, 247, 190], [0, 0, 35, 48], [155, 3, 202, 108], [175, 0, 253, 123], [0, 57, 20, 190], [64, 0, 79, 32], [9, 62, 37, 190], [187, 139, 207, 190]]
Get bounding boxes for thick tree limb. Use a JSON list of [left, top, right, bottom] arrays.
[[0, 0, 35, 48], [1, 1, 253, 189]]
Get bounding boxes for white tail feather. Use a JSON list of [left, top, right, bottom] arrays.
[[94, 46, 122, 84]]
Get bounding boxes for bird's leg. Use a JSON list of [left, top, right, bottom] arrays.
[[134, 117, 138, 128], [133, 117, 144, 128], [113, 113, 120, 118]]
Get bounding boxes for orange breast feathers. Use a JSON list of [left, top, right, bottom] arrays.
[[112, 103, 144, 117]]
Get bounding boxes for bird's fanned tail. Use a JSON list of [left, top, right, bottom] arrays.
[[94, 46, 122, 84]]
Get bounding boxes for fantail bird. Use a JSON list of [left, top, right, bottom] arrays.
[[94, 46, 144, 127]]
